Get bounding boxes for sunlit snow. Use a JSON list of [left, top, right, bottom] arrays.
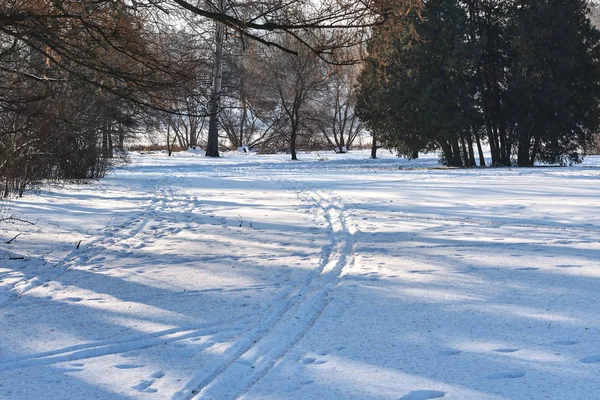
[[1, 150, 600, 399]]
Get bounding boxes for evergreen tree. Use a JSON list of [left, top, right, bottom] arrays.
[[507, 0, 600, 165], [358, 0, 477, 166], [358, 0, 600, 167]]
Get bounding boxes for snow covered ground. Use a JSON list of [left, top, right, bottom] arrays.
[[1, 150, 600, 399]]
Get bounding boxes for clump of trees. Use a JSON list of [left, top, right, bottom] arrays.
[[7, 0, 597, 199], [357, 0, 600, 167], [0, 0, 196, 196], [160, 31, 369, 160], [2, 0, 414, 196]]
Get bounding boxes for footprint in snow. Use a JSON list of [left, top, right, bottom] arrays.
[[493, 348, 520, 353], [580, 355, 600, 364], [399, 390, 446, 400], [132, 380, 157, 393], [552, 340, 578, 346], [409, 270, 437, 275], [65, 297, 83, 302], [439, 349, 462, 356], [54, 366, 84, 373], [487, 371, 525, 380], [132, 370, 165, 393], [114, 364, 143, 369], [302, 357, 317, 364]]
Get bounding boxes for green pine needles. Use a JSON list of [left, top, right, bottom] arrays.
[[357, 0, 600, 167]]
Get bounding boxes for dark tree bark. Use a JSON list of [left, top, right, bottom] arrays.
[[475, 131, 486, 167], [371, 133, 378, 159], [206, 0, 225, 158]]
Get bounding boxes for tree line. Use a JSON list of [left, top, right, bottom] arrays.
[[2, 0, 600, 197], [357, 0, 600, 167], [156, 32, 366, 161], [2, 0, 412, 196]]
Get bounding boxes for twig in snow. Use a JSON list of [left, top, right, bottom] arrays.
[[40, 249, 54, 257], [107, 213, 116, 225], [5, 232, 22, 244], [1, 216, 34, 225], [236, 215, 244, 227], [76, 240, 82, 249], [3, 251, 24, 260]]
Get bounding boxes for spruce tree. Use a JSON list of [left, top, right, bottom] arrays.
[[358, 0, 600, 167], [357, 0, 476, 166], [507, 0, 600, 165]]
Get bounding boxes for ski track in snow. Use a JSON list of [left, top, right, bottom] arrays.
[[3, 152, 600, 399], [359, 210, 600, 235], [0, 172, 245, 371], [0, 314, 255, 372], [174, 185, 357, 400], [0, 179, 171, 310]]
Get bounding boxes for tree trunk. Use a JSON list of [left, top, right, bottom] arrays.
[[102, 129, 109, 159], [460, 134, 469, 166], [338, 131, 346, 153], [371, 133, 378, 159], [240, 100, 246, 147], [118, 125, 124, 151], [439, 140, 454, 166], [206, 0, 225, 158], [290, 127, 298, 160], [517, 131, 531, 166], [107, 126, 114, 159], [466, 131, 476, 166], [475, 130, 486, 167], [499, 123, 511, 165], [167, 125, 173, 157], [451, 140, 463, 167], [530, 136, 540, 166]]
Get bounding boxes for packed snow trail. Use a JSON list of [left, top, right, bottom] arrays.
[[0, 179, 167, 309], [2, 151, 600, 399], [176, 189, 357, 400]]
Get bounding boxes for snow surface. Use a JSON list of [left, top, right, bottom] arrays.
[[2, 150, 600, 399]]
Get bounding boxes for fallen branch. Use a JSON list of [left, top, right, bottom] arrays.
[[5, 232, 22, 244], [3, 251, 25, 260], [0, 216, 34, 225]]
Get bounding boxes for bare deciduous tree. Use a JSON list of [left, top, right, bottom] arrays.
[[308, 64, 364, 153]]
